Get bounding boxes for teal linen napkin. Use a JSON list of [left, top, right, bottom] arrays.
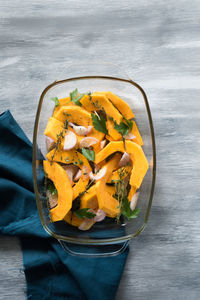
[[0, 110, 129, 300]]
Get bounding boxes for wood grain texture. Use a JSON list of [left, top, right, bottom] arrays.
[[0, 0, 200, 299]]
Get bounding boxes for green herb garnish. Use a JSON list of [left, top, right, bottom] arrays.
[[74, 208, 96, 219], [51, 97, 59, 107], [123, 116, 133, 130], [70, 88, 84, 106], [82, 148, 95, 161], [108, 116, 114, 121], [51, 130, 64, 162], [91, 113, 108, 134], [114, 122, 129, 136], [121, 197, 140, 220], [64, 119, 68, 129], [113, 167, 140, 222]]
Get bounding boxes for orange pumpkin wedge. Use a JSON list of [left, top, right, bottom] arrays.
[[43, 161, 73, 222], [46, 149, 91, 200], [44, 117, 65, 142], [95, 141, 149, 189], [107, 166, 132, 183], [95, 154, 121, 217], [80, 93, 123, 140]]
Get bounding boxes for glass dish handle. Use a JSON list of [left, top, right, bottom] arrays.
[[58, 240, 129, 258]]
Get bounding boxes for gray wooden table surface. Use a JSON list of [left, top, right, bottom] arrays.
[[0, 1, 200, 299]]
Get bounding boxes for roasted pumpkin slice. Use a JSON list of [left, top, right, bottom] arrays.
[[80, 93, 123, 140], [95, 141, 125, 164], [43, 161, 73, 222], [104, 91, 135, 119], [125, 141, 149, 188], [96, 154, 121, 218], [44, 117, 65, 142], [106, 119, 122, 140], [54, 105, 104, 141], [80, 185, 98, 210], [95, 141, 149, 189], [128, 186, 137, 202], [52, 96, 73, 117], [64, 211, 83, 227], [80, 184, 115, 210], [46, 149, 92, 200], [107, 166, 132, 183], [80, 93, 122, 122], [105, 185, 115, 196], [54, 105, 91, 126]]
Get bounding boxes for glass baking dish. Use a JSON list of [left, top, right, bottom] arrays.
[[32, 64, 156, 257]]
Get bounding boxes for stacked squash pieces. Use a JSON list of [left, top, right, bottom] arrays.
[[43, 91, 149, 230]]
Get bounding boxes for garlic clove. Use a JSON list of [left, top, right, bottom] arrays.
[[124, 133, 136, 140], [74, 169, 82, 181], [45, 136, 55, 151], [68, 122, 93, 136], [89, 166, 107, 181], [79, 137, 99, 148], [62, 165, 79, 184], [63, 130, 77, 150], [100, 139, 107, 149], [94, 209, 106, 222], [130, 192, 140, 211]]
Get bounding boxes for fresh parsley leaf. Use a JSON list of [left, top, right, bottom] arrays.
[[51, 97, 59, 107], [114, 122, 129, 136], [121, 196, 140, 220], [123, 116, 133, 130], [82, 148, 95, 161], [47, 181, 57, 196], [91, 113, 108, 134], [72, 94, 84, 106], [70, 88, 83, 106], [74, 208, 96, 219]]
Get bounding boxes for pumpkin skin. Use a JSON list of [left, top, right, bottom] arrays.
[[46, 149, 91, 200], [95, 141, 149, 189], [95, 154, 121, 218], [43, 161, 73, 222]]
